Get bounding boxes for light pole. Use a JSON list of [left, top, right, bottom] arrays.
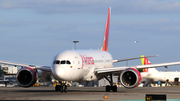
[[72, 41, 79, 50]]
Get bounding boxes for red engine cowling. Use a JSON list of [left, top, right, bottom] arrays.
[[16, 67, 37, 87], [120, 68, 141, 89]]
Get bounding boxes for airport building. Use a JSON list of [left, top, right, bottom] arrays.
[[0, 64, 17, 83]]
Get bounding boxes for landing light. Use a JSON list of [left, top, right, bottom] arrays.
[[70, 66, 72, 68]]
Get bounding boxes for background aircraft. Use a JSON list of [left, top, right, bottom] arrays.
[[1, 8, 180, 93], [140, 55, 180, 87]]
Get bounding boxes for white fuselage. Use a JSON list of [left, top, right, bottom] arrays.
[[51, 50, 113, 82], [141, 68, 180, 82]]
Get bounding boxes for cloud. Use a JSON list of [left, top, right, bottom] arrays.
[[0, 19, 27, 27], [0, 0, 110, 14], [111, 0, 180, 15], [111, 18, 180, 35], [1, 0, 180, 15]]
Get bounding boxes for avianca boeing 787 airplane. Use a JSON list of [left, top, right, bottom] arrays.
[[1, 7, 180, 92]]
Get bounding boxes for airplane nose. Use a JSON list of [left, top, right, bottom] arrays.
[[53, 66, 66, 80], [57, 67, 66, 78]]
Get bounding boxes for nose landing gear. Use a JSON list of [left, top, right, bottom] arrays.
[[55, 81, 67, 93]]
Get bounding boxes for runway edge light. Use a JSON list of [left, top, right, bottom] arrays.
[[103, 96, 109, 101]]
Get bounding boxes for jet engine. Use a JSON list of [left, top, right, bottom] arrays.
[[120, 68, 141, 89], [16, 67, 37, 87]]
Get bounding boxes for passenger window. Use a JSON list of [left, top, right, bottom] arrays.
[[61, 61, 66, 64], [67, 61, 71, 64]]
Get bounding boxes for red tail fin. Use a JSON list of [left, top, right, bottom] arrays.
[[141, 55, 151, 72], [101, 7, 111, 51]]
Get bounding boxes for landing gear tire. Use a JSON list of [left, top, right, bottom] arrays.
[[60, 86, 63, 93], [59, 85, 67, 93], [55, 85, 61, 91], [112, 85, 117, 92], [106, 85, 111, 92], [64, 85, 67, 93], [105, 85, 117, 92]]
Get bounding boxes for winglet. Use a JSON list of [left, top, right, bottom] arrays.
[[101, 7, 111, 51]]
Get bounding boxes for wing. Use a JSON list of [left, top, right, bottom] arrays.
[[95, 61, 180, 74], [112, 55, 158, 63], [0, 60, 51, 72]]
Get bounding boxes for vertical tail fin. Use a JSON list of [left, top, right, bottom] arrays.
[[141, 55, 151, 72], [141, 55, 158, 72], [141, 55, 151, 65], [101, 7, 111, 52]]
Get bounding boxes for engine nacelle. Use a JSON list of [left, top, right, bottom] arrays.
[[16, 67, 37, 87], [120, 68, 141, 89]]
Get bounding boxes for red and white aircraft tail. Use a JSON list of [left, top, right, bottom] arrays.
[[101, 7, 111, 52], [141, 55, 158, 72]]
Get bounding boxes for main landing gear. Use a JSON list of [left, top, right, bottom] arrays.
[[55, 81, 67, 93], [104, 74, 117, 92]]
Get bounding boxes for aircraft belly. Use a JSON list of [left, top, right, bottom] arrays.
[[81, 66, 98, 82], [68, 68, 84, 81]]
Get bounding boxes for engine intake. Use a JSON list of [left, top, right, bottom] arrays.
[[120, 68, 141, 89], [16, 67, 37, 87]]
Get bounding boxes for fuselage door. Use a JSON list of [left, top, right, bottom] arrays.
[[73, 56, 82, 70]]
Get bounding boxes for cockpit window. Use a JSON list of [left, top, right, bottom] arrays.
[[56, 60, 60, 64], [53, 60, 71, 65], [53, 60, 60, 64], [53, 61, 56, 64], [60, 60, 66, 64], [67, 61, 71, 64]]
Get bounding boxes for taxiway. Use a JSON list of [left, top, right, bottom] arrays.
[[0, 86, 180, 101]]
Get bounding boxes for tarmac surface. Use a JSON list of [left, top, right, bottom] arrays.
[[0, 86, 180, 101]]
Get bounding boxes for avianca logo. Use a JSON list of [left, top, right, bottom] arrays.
[[79, 54, 94, 68]]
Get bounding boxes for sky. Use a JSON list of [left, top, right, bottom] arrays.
[[1, 0, 180, 71]]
